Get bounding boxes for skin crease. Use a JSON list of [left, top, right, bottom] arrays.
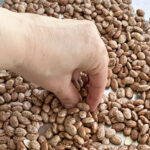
[[0, 8, 109, 111]]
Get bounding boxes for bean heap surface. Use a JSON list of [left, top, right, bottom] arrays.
[[1, 0, 150, 149]]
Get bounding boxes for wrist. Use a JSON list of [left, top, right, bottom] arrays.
[[0, 8, 30, 73]]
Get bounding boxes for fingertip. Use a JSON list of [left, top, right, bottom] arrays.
[[86, 81, 106, 112], [56, 82, 80, 109], [60, 97, 79, 109], [86, 95, 99, 112], [63, 102, 77, 109]]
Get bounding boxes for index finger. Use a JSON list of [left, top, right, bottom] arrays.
[[86, 59, 108, 111]]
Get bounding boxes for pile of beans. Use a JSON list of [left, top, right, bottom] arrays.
[[1, 0, 150, 149]]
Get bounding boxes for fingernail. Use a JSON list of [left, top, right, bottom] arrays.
[[64, 103, 74, 109]]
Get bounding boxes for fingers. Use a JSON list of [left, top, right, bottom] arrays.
[[86, 40, 109, 111], [86, 66, 108, 111], [72, 69, 80, 80], [54, 79, 80, 108]]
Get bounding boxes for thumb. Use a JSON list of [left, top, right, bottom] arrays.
[[54, 80, 80, 108]]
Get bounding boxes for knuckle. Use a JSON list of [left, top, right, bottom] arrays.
[[85, 21, 96, 30], [82, 21, 98, 36]]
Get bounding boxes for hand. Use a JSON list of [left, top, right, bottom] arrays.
[[13, 13, 109, 111]]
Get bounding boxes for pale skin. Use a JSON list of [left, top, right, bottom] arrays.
[[0, 8, 109, 111]]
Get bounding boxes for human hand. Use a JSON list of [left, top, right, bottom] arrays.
[[14, 13, 109, 111]]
